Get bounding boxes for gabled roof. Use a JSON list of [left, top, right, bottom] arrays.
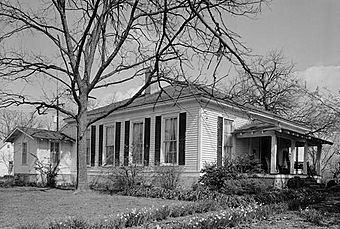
[[85, 82, 310, 131], [4, 127, 75, 143], [88, 82, 221, 116]]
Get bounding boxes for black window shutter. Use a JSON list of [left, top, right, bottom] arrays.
[[179, 112, 186, 165], [90, 125, 96, 167], [217, 116, 223, 167], [154, 116, 161, 165], [124, 121, 130, 166], [144, 118, 151, 166], [115, 122, 121, 166], [98, 125, 103, 166]]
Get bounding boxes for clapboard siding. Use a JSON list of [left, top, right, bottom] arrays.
[[89, 100, 201, 172], [200, 106, 251, 169]]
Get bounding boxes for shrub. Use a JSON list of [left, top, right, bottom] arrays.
[[326, 180, 337, 188], [221, 178, 268, 195], [106, 164, 146, 192], [199, 155, 265, 193], [287, 176, 305, 189], [31, 154, 60, 188], [0, 176, 14, 187], [152, 165, 182, 190]]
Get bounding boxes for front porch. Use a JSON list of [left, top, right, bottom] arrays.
[[234, 122, 332, 187]]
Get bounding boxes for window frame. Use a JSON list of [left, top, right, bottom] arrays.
[[22, 142, 28, 165], [105, 125, 115, 166], [50, 141, 60, 164], [223, 118, 233, 160], [130, 120, 144, 165], [161, 114, 179, 165]]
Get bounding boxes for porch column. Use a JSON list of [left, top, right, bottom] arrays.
[[290, 140, 296, 174], [303, 142, 308, 174], [248, 138, 253, 155], [316, 144, 322, 175], [270, 135, 278, 173]]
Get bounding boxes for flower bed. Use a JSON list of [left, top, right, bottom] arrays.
[[26, 202, 285, 229]]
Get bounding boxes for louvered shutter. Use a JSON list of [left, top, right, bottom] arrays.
[[115, 122, 121, 166], [217, 116, 223, 167], [124, 121, 130, 166], [144, 118, 151, 166], [178, 112, 186, 165], [154, 116, 161, 165]]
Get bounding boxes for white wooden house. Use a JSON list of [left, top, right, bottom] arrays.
[[4, 127, 74, 184], [0, 142, 14, 177], [5, 83, 332, 187]]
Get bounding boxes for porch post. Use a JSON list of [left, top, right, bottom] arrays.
[[248, 138, 253, 155], [316, 144, 322, 175], [270, 135, 277, 173], [303, 142, 308, 174], [290, 140, 296, 174]]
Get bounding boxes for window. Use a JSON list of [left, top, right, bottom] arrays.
[[223, 119, 233, 159], [86, 129, 90, 166], [22, 142, 27, 165], [106, 126, 115, 165], [50, 142, 60, 164], [164, 117, 178, 164], [132, 122, 143, 164]]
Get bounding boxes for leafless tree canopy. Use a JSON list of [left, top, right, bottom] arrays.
[[227, 50, 298, 115], [0, 109, 45, 139], [0, 0, 267, 190]]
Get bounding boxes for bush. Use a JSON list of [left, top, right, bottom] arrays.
[[0, 176, 14, 187], [287, 176, 305, 189], [152, 165, 182, 190], [199, 155, 266, 194], [326, 180, 337, 188], [222, 178, 268, 195], [106, 164, 146, 192]]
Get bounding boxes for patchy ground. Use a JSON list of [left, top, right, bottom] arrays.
[[0, 187, 185, 228], [238, 191, 340, 229], [1, 186, 340, 229]]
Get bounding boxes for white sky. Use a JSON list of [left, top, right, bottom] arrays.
[[229, 0, 340, 93], [4, 0, 340, 110]]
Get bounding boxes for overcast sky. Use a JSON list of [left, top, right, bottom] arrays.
[[4, 0, 340, 109], [230, 0, 340, 92]]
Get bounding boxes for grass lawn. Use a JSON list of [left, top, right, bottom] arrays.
[[0, 187, 185, 228]]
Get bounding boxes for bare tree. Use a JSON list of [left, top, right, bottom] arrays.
[[228, 50, 298, 115], [0, 109, 43, 139], [0, 0, 267, 191], [0, 147, 13, 175], [290, 89, 340, 177]]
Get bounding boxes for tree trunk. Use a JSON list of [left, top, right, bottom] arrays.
[[76, 95, 89, 192]]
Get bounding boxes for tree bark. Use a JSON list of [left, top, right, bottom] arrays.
[[76, 94, 89, 192]]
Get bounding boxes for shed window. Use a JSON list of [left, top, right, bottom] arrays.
[[22, 142, 27, 165], [50, 142, 60, 164]]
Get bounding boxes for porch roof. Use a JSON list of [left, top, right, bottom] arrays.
[[234, 121, 333, 146]]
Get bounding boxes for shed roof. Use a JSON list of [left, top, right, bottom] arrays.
[[4, 127, 75, 143]]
